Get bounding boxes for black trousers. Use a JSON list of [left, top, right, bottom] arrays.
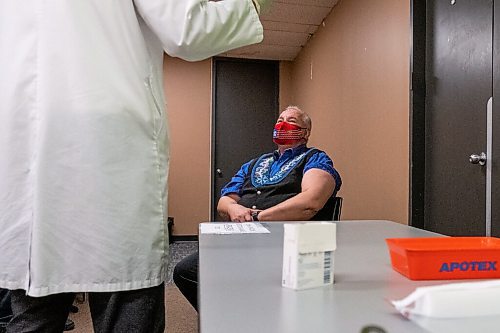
[[0, 289, 11, 319], [6, 283, 165, 333], [0, 289, 12, 331], [173, 252, 199, 311]]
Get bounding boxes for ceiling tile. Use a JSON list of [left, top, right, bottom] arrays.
[[219, 0, 339, 61], [221, 44, 301, 61], [260, 2, 332, 25], [262, 30, 310, 47], [261, 20, 317, 34]]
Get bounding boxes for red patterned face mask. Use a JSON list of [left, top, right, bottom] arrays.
[[273, 121, 306, 145]]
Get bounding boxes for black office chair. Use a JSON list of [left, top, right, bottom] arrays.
[[318, 196, 343, 221], [332, 196, 343, 221]]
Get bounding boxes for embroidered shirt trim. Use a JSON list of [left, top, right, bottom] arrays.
[[251, 151, 309, 187]]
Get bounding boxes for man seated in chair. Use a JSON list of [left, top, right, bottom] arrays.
[[173, 105, 342, 310]]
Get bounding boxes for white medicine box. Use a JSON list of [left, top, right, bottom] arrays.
[[282, 222, 337, 290]]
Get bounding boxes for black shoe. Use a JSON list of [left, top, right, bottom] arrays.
[[64, 318, 75, 331], [0, 316, 73, 332], [0, 315, 12, 333]]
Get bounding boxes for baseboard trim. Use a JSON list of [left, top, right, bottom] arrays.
[[171, 235, 198, 242]]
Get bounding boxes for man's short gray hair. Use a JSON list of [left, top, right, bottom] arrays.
[[285, 105, 312, 130]]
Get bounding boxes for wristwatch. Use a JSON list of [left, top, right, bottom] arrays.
[[251, 211, 260, 221]]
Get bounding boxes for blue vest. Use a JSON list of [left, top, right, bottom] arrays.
[[238, 148, 335, 221]]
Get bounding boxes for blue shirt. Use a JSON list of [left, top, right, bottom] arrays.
[[221, 145, 342, 197]]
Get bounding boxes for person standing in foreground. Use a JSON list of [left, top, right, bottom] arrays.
[[0, 0, 270, 332]]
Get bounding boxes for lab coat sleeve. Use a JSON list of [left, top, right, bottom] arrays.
[[133, 0, 264, 61]]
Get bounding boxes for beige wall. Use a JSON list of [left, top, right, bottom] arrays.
[[164, 0, 411, 235], [279, 61, 293, 109], [163, 56, 212, 235], [282, 0, 410, 224]]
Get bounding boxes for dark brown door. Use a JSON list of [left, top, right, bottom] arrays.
[[424, 0, 492, 235], [212, 58, 279, 220]]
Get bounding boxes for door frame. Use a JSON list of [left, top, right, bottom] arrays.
[[494, 0, 500, 236], [410, 0, 498, 233], [409, 0, 426, 229], [210, 57, 280, 220]]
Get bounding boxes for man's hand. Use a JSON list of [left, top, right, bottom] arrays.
[[227, 203, 254, 222], [252, 0, 273, 15]]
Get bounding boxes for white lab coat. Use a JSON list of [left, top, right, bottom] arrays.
[[0, 0, 262, 296]]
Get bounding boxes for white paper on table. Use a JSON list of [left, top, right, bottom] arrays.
[[199, 222, 270, 234], [391, 280, 500, 318]]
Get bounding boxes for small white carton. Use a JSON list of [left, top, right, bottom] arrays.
[[282, 222, 337, 290]]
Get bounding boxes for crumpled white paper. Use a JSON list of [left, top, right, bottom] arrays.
[[392, 280, 500, 318]]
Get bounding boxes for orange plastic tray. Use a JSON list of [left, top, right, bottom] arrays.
[[385, 237, 500, 280]]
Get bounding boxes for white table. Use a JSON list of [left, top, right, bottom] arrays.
[[199, 220, 450, 333]]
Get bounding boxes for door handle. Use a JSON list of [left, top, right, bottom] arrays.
[[469, 152, 486, 166]]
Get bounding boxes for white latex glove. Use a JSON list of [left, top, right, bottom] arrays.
[[252, 0, 273, 14]]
